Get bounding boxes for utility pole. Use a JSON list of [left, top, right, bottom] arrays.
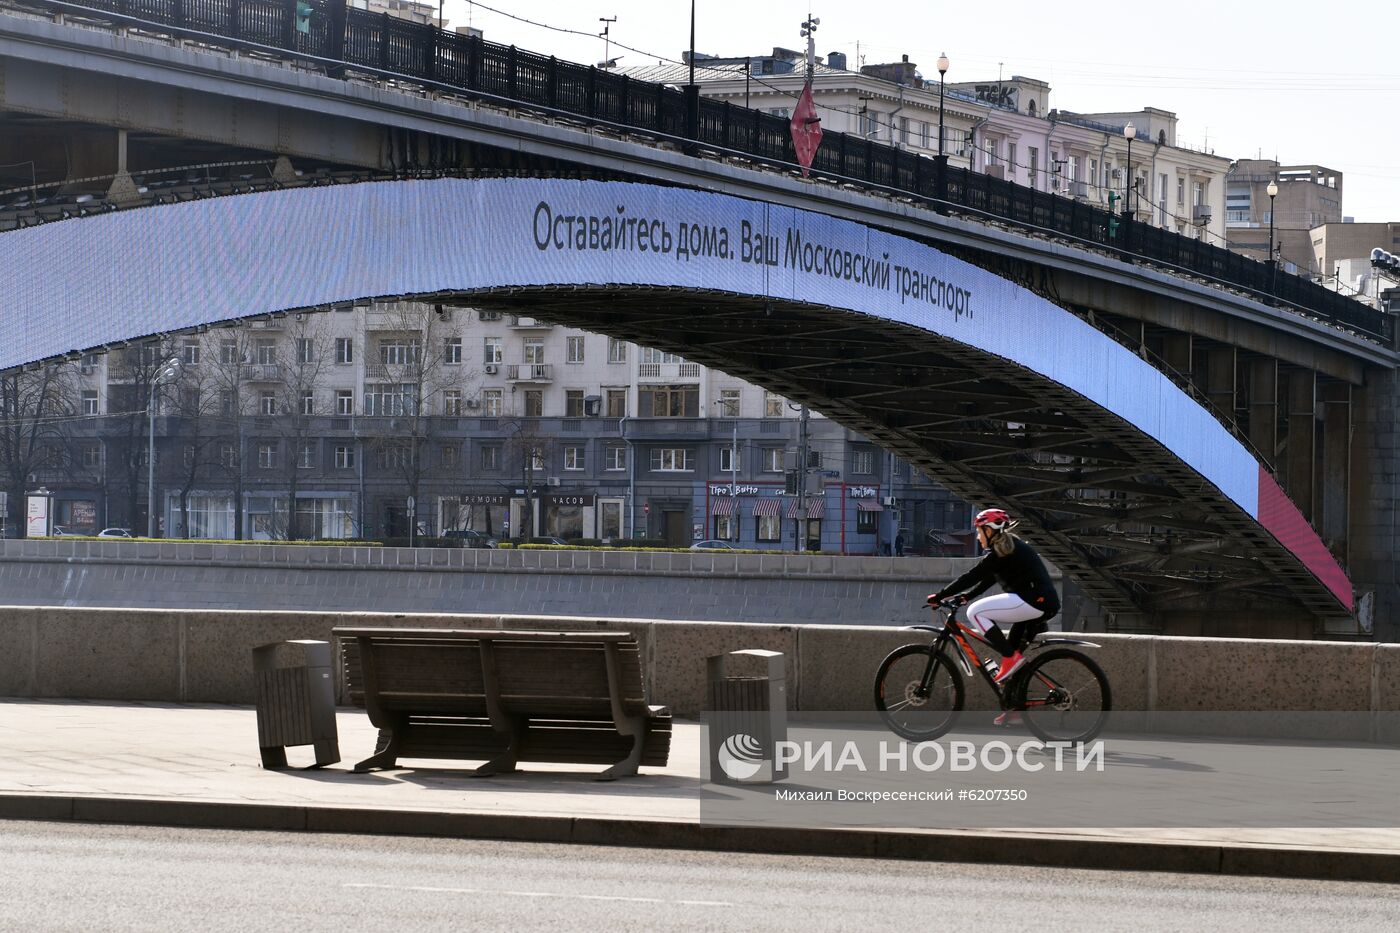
[[796, 404, 810, 552]]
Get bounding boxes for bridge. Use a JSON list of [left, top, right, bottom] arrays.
[[1, 1, 1396, 636]]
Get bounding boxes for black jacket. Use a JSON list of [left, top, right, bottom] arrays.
[[939, 537, 1061, 618]]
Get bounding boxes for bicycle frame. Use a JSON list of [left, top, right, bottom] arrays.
[[912, 605, 1099, 711]]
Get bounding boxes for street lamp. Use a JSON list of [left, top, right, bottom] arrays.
[[1266, 179, 1279, 294], [147, 357, 182, 537], [936, 52, 949, 158], [1123, 122, 1136, 216], [715, 398, 739, 542]]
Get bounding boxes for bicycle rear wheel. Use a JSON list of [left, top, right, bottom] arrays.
[[874, 644, 964, 741], [1011, 648, 1111, 744]]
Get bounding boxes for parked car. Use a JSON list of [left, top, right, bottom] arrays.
[[96, 528, 135, 538], [49, 525, 77, 537], [690, 539, 737, 550], [529, 536, 569, 546], [443, 529, 497, 548]]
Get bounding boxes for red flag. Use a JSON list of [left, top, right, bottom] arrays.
[[789, 80, 822, 178]]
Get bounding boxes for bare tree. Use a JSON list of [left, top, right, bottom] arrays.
[[204, 327, 255, 539], [0, 362, 79, 536], [266, 314, 335, 539], [363, 302, 466, 544], [166, 342, 225, 538], [103, 340, 180, 534], [505, 419, 549, 541]]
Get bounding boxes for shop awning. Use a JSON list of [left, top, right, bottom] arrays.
[[709, 497, 737, 516], [753, 499, 782, 517], [786, 498, 826, 519], [854, 499, 883, 512]]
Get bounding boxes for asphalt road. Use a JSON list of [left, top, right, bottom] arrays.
[[3, 821, 1399, 932]]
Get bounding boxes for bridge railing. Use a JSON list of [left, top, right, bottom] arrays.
[[12, 0, 1390, 342]]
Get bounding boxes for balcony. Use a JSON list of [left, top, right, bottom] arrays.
[[625, 417, 711, 441], [637, 361, 702, 380], [242, 363, 281, 382], [507, 363, 554, 382]]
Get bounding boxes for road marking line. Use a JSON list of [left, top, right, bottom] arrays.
[[343, 883, 734, 907]]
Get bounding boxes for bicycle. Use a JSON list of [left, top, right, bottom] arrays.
[[874, 598, 1112, 744]]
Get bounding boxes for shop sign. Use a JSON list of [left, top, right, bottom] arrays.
[[848, 486, 879, 499], [708, 484, 762, 496]]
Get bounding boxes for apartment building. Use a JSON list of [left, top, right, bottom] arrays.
[[21, 304, 969, 555], [624, 49, 1229, 243], [1225, 159, 1344, 273]]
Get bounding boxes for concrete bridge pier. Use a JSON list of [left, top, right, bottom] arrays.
[[1349, 367, 1400, 642]]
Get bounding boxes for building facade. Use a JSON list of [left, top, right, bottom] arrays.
[[624, 49, 1229, 244], [15, 304, 971, 555], [1225, 159, 1344, 273]]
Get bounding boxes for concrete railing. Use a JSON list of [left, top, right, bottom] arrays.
[[1, 607, 1396, 727]]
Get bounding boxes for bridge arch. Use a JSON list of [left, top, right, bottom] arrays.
[[0, 177, 1351, 618]]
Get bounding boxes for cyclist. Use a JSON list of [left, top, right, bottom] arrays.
[[928, 508, 1060, 722]]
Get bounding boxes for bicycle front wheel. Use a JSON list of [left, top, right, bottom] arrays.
[[1011, 648, 1111, 744], [874, 644, 964, 741]]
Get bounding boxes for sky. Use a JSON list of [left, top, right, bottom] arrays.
[[439, 0, 1400, 222]]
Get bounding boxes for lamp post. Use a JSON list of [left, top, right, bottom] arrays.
[[146, 357, 182, 537], [936, 52, 949, 158], [715, 398, 739, 542], [1123, 122, 1136, 217], [1266, 179, 1279, 294]]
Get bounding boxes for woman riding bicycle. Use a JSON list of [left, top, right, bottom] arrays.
[[929, 508, 1060, 689]]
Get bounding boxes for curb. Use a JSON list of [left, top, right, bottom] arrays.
[[1, 794, 1397, 884]]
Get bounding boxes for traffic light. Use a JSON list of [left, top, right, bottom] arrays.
[[295, 1, 312, 34]]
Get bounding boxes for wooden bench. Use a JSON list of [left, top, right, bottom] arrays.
[[335, 627, 671, 781]]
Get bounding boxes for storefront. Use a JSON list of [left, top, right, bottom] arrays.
[[846, 484, 883, 555], [785, 496, 825, 552], [440, 492, 509, 538]]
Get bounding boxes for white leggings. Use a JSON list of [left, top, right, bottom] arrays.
[[966, 592, 1045, 636]]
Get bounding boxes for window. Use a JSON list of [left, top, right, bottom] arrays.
[[720, 446, 741, 472], [861, 110, 880, 139], [1007, 143, 1017, 174], [607, 338, 627, 363], [379, 338, 421, 367], [483, 388, 503, 417], [181, 340, 201, 366], [713, 514, 736, 540], [852, 449, 875, 474], [564, 446, 585, 470], [257, 442, 276, 469], [857, 509, 878, 534], [1029, 147, 1040, 187], [566, 336, 585, 363], [82, 390, 98, 415], [220, 444, 237, 469], [256, 339, 277, 365], [444, 337, 462, 365], [220, 340, 239, 365], [296, 338, 313, 364], [523, 339, 545, 365], [565, 389, 585, 417], [762, 447, 783, 472], [182, 388, 201, 414], [605, 446, 627, 471], [918, 121, 930, 148], [640, 348, 682, 365], [441, 444, 460, 470], [764, 392, 784, 417], [718, 388, 740, 417], [649, 448, 693, 471], [335, 390, 353, 416], [985, 139, 998, 166], [606, 389, 627, 417], [640, 385, 698, 417], [298, 441, 316, 469], [364, 384, 416, 416], [1193, 181, 1205, 207], [483, 337, 502, 364], [443, 389, 463, 416], [530, 448, 547, 472], [220, 391, 236, 417], [481, 444, 501, 470], [756, 514, 781, 542], [334, 445, 355, 469], [523, 390, 543, 417], [377, 444, 409, 470], [1177, 177, 1186, 205], [260, 391, 277, 415], [297, 391, 312, 416], [81, 445, 101, 469], [335, 337, 353, 364]]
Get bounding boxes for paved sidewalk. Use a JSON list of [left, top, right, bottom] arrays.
[[0, 699, 1397, 883]]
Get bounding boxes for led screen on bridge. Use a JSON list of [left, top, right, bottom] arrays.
[[0, 178, 1351, 606]]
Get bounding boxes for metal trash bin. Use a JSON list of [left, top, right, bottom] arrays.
[[706, 649, 787, 784], [252, 640, 340, 770]]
